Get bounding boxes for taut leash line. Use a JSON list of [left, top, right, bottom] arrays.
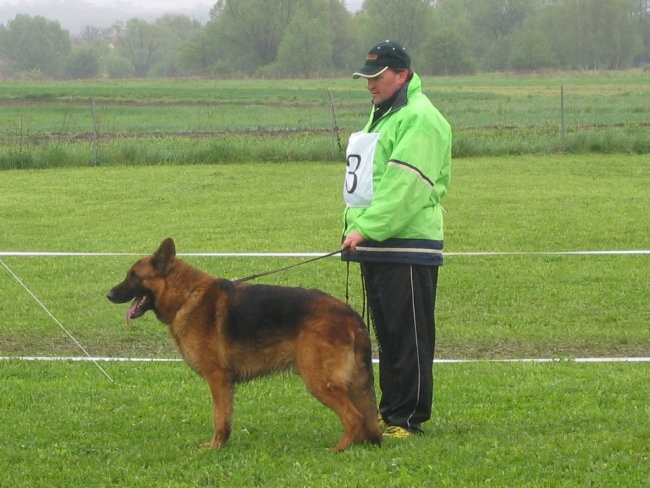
[[235, 249, 342, 283]]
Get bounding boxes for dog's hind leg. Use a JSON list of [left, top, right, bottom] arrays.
[[350, 335, 383, 445], [298, 353, 368, 451], [307, 379, 366, 452], [349, 368, 382, 445], [202, 369, 234, 449]]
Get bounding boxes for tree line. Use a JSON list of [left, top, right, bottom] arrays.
[[1, 0, 649, 79]]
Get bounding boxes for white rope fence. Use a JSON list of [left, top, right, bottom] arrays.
[[1, 250, 649, 257], [2, 249, 648, 379], [0, 257, 115, 381], [1, 356, 648, 363]]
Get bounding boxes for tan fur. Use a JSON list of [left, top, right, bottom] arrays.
[[107, 238, 382, 451]]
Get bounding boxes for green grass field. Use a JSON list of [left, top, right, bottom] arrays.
[[0, 156, 648, 486], [1, 72, 649, 169], [1, 360, 647, 487]]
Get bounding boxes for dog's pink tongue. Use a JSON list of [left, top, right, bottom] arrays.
[[125, 306, 133, 325], [125, 298, 140, 325]]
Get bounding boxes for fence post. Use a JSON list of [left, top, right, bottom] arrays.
[[91, 97, 99, 165], [560, 85, 564, 152], [328, 90, 342, 160]]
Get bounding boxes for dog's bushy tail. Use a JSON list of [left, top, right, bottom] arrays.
[[351, 319, 382, 445]]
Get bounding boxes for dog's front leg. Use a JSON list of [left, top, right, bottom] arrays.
[[201, 369, 233, 449]]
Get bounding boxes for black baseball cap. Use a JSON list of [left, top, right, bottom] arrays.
[[352, 40, 411, 79]]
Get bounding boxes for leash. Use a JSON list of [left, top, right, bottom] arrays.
[[234, 249, 363, 320], [235, 249, 342, 283], [233, 249, 369, 330]]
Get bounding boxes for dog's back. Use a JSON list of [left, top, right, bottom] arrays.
[[108, 238, 381, 451]]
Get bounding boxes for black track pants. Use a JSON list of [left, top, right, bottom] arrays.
[[361, 262, 438, 433]]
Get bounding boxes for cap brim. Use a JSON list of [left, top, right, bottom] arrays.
[[352, 65, 389, 79]]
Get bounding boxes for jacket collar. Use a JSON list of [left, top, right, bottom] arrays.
[[369, 73, 420, 128]]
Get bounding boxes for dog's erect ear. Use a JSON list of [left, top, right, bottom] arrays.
[[153, 238, 176, 276]]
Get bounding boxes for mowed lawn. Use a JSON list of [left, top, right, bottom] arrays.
[[0, 154, 648, 486]]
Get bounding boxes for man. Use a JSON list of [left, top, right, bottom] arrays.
[[341, 40, 452, 438]]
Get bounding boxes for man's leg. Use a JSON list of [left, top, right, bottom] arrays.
[[362, 263, 438, 433]]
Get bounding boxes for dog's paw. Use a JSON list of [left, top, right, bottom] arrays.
[[200, 438, 225, 449]]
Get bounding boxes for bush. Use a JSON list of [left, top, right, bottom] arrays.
[[107, 56, 135, 79], [66, 48, 101, 79], [509, 29, 559, 71]]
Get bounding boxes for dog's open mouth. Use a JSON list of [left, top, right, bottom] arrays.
[[126, 295, 150, 324]]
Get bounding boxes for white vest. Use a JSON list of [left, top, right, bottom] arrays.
[[343, 131, 380, 208]]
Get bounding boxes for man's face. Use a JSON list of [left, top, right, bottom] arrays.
[[366, 69, 409, 105]]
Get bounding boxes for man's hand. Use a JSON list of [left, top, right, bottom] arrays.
[[342, 230, 365, 251]]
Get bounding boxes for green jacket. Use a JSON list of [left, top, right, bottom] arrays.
[[343, 73, 452, 266]]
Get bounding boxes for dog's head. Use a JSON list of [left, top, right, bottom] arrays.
[[106, 238, 176, 323]]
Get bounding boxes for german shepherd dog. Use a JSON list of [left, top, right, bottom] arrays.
[[107, 238, 382, 451]]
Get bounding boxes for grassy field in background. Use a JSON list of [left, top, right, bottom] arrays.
[[1, 71, 649, 169], [0, 155, 648, 485]]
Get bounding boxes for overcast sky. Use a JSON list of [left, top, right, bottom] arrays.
[[0, 1, 211, 32], [0, 0, 212, 10], [0, 0, 363, 34]]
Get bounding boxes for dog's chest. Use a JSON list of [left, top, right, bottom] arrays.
[[169, 323, 213, 373]]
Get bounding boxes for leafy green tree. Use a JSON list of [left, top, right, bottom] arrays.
[[328, 0, 360, 71], [106, 56, 135, 78], [539, 0, 642, 69], [79, 25, 109, 43], [357, 0, 433, 60], [115, 18, 166, 77], [465, 0, 537, 70], [421, 27, 477, 75], [274, 2, 334, 76], [177, 26, 220, 75], [0, 14, 71, 77], [152, 14, 203, 76], [71, 25, 115, 78], [65, 46, 101, 78], [596, 0, 643, 68], [638, 0, 650, 64], [508, 27, 558, 71], [208, 0, 303, 74], [2, 0, 647, 78], [430, 0, 472, 33]]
